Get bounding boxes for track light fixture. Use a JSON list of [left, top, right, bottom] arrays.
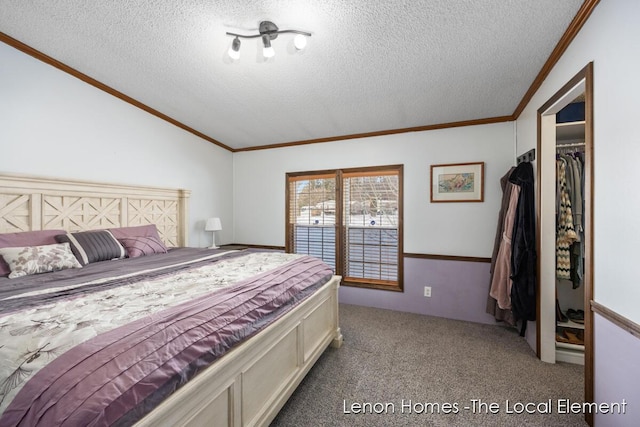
[[226, 20, 311, 60]]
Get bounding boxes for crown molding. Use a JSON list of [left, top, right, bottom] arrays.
[[512, 0, 601, 119]]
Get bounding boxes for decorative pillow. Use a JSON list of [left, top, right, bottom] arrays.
[[109, 224, 162, 240], [56, 230, 125, 265], [118, 235, 168, 258], [0, 243, 82, 279], [0, 229, 66, 276]]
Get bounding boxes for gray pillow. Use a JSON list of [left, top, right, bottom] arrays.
[[56, 230, 125, 265]]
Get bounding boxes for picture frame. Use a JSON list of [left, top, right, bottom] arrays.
[[430, 162, 484, 202]]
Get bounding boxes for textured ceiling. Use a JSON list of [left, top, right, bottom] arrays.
[[0, 0, 584, 150]]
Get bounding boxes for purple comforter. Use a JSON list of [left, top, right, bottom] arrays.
[[0, 249, 332, 426]]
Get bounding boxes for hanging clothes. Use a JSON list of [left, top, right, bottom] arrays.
[[567, 155, 583, 234], [509, 161, 537, 336], [565, 154, 584, 288], [489, 184, 521, 310], [487, 168, 517, 326], [490, 168, 516, 273], [556, 158, 578, 280]]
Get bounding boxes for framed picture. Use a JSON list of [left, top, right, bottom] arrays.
[[430, 162, 484, 202]]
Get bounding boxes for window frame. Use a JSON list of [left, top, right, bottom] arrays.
[[286, 164, 403, 292]]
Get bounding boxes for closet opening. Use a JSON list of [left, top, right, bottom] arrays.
[[536, 62, 594, 426]]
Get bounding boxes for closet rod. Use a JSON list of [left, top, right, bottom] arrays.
[[557, 142, 586, 149]]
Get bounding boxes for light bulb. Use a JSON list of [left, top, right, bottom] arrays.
[[263, 46, 275, 58], [228, 37, 240, 60], [262, 34, 275, 58], [294, 34, 307, 50], [228, 46, 240, 60]]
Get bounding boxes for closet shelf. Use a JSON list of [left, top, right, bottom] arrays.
[[556, 341, 584, 351], [556, 120, 585, 127], [557, 319, 585, 330], [556, 120, 585, 141]]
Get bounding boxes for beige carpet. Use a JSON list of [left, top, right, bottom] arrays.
[[271, 304, 587, 427]]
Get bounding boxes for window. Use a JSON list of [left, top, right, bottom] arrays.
[[287, 173, 337, 270], [286, 165, 403, 291]]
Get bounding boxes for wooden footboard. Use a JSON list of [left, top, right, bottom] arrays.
[[136, 275, 342, 427]]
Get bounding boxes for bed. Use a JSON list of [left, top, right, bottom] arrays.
[[0, 173, 343, 426]]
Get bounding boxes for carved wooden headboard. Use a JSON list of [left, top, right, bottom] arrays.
[[0, 174, 190, 247]]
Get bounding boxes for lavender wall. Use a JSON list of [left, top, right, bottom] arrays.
[[594, 314, 640, 426], [339, 257, 497, 325]]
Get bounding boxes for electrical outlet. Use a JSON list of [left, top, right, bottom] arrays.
[[424, 286, 431, 298]]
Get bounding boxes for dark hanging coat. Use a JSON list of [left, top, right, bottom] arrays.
[[509, 162, 537, 336]]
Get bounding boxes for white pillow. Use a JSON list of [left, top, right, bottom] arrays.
[[0, 242, 82, 279]]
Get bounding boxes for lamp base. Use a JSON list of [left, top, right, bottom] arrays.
[[208, 231, 219, 249]]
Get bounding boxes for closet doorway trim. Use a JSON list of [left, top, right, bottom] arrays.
[[536, 62, 594, 426]]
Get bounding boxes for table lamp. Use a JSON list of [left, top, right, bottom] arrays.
[[205, 217, 222, 249]]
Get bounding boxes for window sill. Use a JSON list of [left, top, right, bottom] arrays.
[[342, 280, 403, 292]]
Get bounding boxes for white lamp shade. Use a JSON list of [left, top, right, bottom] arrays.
[[205, 217, 222, 231]]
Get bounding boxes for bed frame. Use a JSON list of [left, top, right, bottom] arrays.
[[0, 173, 190, 246], [0, 173, 343, 426]]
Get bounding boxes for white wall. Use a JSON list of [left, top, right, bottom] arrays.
[[233, 122, 514, 257], [515, 0, 640, 324], [0, 42, 234, 247]]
